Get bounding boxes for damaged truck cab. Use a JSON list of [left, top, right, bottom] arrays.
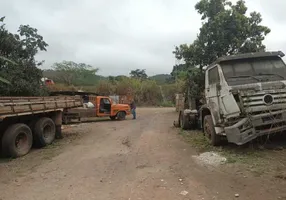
[[180, 51, 286, 146], [203, 51, 286, 145]]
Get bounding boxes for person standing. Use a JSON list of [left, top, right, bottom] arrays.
[[130, 100, 136, 119]]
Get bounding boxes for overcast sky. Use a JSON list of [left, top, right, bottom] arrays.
[[1, 0, 286, 76]]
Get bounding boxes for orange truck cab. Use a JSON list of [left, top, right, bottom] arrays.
[[87, 95, 131, 120]]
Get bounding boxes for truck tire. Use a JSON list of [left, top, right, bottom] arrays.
[[2, 123, 33, 158], [117, 112, 126, 120], [33, 117, 56, 148], [203, 115, 221, 146], [110, 116, 116, 120], [179, 112, 191, 130]]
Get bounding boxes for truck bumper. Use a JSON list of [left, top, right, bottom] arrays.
[[225, 110, 286, 145]]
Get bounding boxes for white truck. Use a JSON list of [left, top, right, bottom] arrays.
[[178, 51, 286, 145], [0, 96, 82, 157]]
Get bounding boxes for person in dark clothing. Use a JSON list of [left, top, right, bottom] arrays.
[[130, 101, 136, 119]]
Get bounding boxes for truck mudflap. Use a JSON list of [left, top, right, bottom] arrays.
[[225, 110, 286, 145]]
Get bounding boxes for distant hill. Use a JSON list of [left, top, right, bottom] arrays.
[[149, 74, 171, 85], [42, 69, 59, 79]]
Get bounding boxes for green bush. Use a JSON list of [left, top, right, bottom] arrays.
[[48, 76, 180, 106]]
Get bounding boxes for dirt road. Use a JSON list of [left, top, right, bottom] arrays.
[[0, 108, 286, 200]]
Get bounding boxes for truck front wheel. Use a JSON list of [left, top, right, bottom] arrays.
[[2, 123, 33, 158], [117, 112, 126, 120], [33, 117, 56, 148], [203, 115, 221, 146]]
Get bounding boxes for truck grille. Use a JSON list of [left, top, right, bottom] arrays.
[[241, 91, 286, 113]]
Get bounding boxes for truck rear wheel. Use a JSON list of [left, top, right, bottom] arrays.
[[2, 123, 33, 158], [179, 112, 191, 130], [117, 112, 126, 120], [203, 115, 221, 146], [33, 117, 56, 148]]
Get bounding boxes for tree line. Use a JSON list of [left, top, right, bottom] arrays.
[[0, 0, 272, 103], [48, 67, 182, 106]]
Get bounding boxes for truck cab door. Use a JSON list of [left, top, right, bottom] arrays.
[[205, 65, 221, 124], [97, 97, 111, 116]]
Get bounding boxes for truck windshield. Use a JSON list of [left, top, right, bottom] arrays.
[[221, 57, 286, 86]]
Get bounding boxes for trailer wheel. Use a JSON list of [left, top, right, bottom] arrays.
[[179, 112, 191, 130], [110, 116, 116, 120], [33, 117, 56, 148], [117, 112, 126, 120], [203, 115, 221, 146], [2, 123, 33, 158]]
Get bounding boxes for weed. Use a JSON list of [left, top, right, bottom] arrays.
[[178, 129, 286, 177], [179, 129, 213, 152]]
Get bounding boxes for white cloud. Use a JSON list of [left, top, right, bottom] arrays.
[[1, 0, 285, 76]]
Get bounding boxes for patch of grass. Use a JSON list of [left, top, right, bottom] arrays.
[[178, 129, 273, 175], [179, 129, 213, 152], [179, 128, 286, 179]]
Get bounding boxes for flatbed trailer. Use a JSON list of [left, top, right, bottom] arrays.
[[0, 96, 82, 158]]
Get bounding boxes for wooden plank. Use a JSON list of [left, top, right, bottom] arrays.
[[0, 108, 64, 120], [0, 96, 83, 117], [0, 96, 79, 103], [1, 99, 79, 106]]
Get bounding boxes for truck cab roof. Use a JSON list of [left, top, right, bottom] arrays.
[[207, 51, 285, 70]]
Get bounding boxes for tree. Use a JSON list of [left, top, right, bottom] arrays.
[[0, 16, 49, 96], [95, 80, 114, 95], [173, 0, 271, 69], [149, 74, 171, 85], [170, 64, 188, 78], [130, 69, 148, 80], [52, 61, 99, 86], [0, 56, 13, 85], [108, 75, 127, 84], [172, 0, 271, 100]]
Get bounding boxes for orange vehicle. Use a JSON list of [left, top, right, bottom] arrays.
[[50, 91, 132, 123], [83, 95, 131, 120]]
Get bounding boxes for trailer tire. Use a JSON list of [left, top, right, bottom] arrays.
[[2, 123, 33, 158], [33, 117, 56, 148], [179, 112, 191, 130], [117, 112, 126, 120], [203, 115, 221, 146]]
